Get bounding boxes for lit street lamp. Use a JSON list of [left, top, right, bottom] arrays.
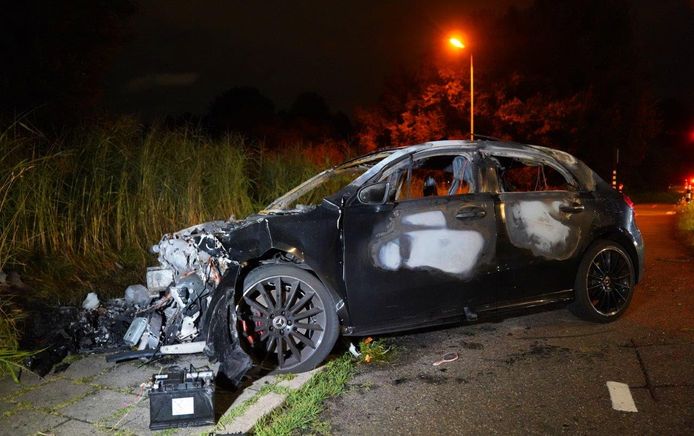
[[449, 36, 474, 141]]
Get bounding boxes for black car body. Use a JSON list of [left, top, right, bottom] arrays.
[[149, 140, 644, 382]]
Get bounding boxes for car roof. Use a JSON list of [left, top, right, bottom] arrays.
[[396, 139, 581, 166], [351, 139, 601, 192], [417, 139, 539, 153]]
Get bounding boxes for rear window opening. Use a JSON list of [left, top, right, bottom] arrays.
[[492, 156, 576, 192]]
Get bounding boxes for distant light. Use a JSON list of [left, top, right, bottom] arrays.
[[449, 37, 465, 49]]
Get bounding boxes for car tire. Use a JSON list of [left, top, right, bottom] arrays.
[[570, 240, 635, 323], [236, 264, 339, 373]]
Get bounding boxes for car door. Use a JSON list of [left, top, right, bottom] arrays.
[[341, 150, 499, 333], [487, 152, 596, 302]]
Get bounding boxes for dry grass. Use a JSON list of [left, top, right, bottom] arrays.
[[0, 295, 34, 382], [0, 120, 347, 303]]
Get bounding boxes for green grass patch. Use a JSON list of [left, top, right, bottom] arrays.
[[275, 373, 297, 382], [215, 340, 394, 434], [252, 354, 354, 436], [677, 201, 694, 249]]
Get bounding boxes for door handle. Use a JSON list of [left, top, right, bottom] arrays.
[[455, 207, 487, 220], [559, 203, 585, 214]]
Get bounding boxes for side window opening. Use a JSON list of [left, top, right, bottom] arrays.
[[494, 156, 575, 192], [390, 154, 476, 201]]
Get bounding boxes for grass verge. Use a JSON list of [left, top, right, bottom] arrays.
[[252, 354, 354, 436], [676, 201, 694, 249]]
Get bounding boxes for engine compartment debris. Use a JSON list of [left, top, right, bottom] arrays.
[[125, 284, 150, 308], [18, 218, 253, 383], [103, 221, 239, 364], [82, 292, 100, 310]]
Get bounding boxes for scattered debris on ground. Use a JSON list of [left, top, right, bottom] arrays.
[[21, 297, 138, 376], [432, 352, 459, 366]]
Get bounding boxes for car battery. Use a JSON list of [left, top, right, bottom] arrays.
[[148, 366, 215, 430]]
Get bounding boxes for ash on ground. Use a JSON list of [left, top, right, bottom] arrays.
[[21, 298, 137, 376]]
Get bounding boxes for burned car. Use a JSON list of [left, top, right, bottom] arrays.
[[133, 140, 644, 383]]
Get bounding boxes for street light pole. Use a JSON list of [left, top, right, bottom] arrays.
[[469, 54, 474, 141], [448, 36, 474, 140]]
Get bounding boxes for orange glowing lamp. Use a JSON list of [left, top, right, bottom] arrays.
[[447, 34, 473, 139], [449, 37, 465, 49]]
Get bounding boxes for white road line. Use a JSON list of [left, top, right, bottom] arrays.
[[606, 381, 638, 412]]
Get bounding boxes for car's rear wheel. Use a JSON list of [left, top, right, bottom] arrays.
[[235, 264, 339, 373], [570, 240, 635, 323]]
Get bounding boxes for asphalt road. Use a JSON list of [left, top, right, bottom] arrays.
[[323, 203, 694, 435]]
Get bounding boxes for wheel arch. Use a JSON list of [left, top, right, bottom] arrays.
[[590, 227, 641, 283], [236, 248, 352, 329]]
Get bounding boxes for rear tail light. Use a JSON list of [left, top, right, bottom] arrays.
[[622, 193, 635, 211]]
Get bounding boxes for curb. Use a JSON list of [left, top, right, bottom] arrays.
[[215, 367, 323, 434]]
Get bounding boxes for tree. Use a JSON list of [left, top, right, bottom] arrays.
[[205, 87, 276, 138], [357, 0, 661, 183], [356, 63, 472, 150]]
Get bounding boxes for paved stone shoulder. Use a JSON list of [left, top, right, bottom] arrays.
[[1, 354, 322, 435]]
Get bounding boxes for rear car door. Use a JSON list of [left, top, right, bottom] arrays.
[[486, 152, 596, 303], [341, 150, 499, 333]]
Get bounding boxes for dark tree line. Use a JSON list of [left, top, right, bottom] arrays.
[[357, 0, 666, 186], [0, 0, 690, 187], [204, 88, 353, 147]]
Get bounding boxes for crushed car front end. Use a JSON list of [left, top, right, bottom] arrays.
[[134, 220, 254, 384], [130, 151, 395, 382]]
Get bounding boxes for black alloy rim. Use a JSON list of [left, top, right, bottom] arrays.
[[586, 248, 633, 316], [237, 275, 326, 371]]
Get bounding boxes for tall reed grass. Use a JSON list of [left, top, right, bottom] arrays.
[[0, 120, 346, 303], [0, 295, 33, 381]]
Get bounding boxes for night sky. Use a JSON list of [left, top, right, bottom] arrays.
[[103, 0, 694, 119]]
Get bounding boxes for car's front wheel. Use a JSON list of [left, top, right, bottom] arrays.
[[570, 240, 635, 322], [235, 264, 339, 373]]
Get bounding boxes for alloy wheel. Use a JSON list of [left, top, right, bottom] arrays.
[[237, 275, 327, 371], [585, 247, 633, 316]]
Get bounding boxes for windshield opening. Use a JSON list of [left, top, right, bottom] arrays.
[[263, 151, 393, 212]]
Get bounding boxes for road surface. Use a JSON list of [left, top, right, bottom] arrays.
[[323, 203, 693, 435]]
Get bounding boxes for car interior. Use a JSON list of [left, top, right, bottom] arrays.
[[392, 154, 476, 201]]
